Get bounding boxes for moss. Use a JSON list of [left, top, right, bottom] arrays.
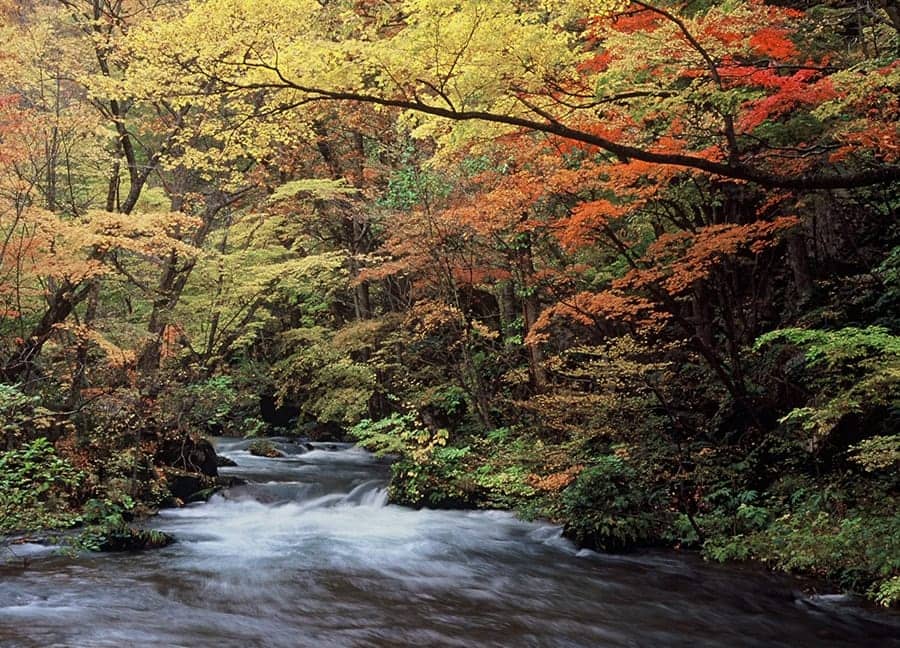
[[76, 524, 174, 552], [248, 440, 284, 458]]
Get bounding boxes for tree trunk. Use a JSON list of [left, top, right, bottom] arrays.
[[692, 284, 714, 349], [2, 281, 90, 382], [497, 280, 517, 335], [68, 279, 100, 405], [787, 233, 814, 302], [137, 193, 234, 372], [516, 236, 547, 391]]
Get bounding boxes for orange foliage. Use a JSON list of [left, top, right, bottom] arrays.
[[161, 324, 186, 360], [621, 216, 801, 296], [528, 465, 584, 492], [557, 199, 628, 249], [830, 124, 900, 164], [527, 290, 668, 344]]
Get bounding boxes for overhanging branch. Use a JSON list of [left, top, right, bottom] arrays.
[[278, 83, 900, 191]]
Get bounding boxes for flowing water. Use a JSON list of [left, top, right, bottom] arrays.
[[1, 438, 897, 647]]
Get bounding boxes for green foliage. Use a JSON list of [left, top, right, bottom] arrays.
[[350, 413, 486, 506], [75, 520, 172, 553], [703, 487, 900, 605], [69, 492, 149, 553], [873, 576, 900, 607], [82, 494, 135, 528], [0, 383, 38, 424], [755, 326, 900, 448], [379, 161, 452, 210], [756, 326, 900, 368], [177, 213, 349, 359], [275, 325, 379, 425], [268, 178, 357, 202], [388, 448, 482, 508], [177, 375, 238, 432], [472, 463, 536, 508], [240, 417, 268, 438], [557, 455, 661, 551], [0, 438, 83, 533], [0, 383, 54, 448], [350, 412, 431, 457], [850, 435, 900, 472], [752, 113, 825, 148], [874, 246, 900, 329], [423, 384, 468, 416]]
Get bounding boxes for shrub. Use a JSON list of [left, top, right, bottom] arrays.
[[558, 455, 661, 551], [702, 485, 900, 606], [0, 437, 83, 533], [177, 375, 239, 434]]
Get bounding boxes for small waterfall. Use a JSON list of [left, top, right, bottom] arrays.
[[342, 480, 389, 507]]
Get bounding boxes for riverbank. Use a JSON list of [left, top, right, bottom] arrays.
[[354, 420, 900, 608]]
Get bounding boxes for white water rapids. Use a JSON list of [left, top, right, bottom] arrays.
[[1, 438, 897, 647]]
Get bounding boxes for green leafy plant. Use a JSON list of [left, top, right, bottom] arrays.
[[850, 435, 900, 472], [755, 326, 900, 448], [0, 437, 83, 533], [557, 455, 662, 551]]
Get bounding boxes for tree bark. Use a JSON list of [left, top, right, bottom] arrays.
[[788, 233, 814, 302], [516, 234, 547, 391]]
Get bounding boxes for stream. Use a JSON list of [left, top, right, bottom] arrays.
[[1, 437, 898, 647]]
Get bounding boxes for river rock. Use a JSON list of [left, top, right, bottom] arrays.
[[248, 439, 285, 458], [157, 435, 219, 477], [162, 467, 214, 502], [98, 526, 174, 552], [215, 475, 248, 488], [188, 437, 219, 476], [217, 455, 238, 467]]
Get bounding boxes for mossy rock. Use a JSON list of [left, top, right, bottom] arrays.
[[79, 525, 174, 552], [156, 435, 219, 477], [248, 440, 285, 458], [161, 467, 215, 503]]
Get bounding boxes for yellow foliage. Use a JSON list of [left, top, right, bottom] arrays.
[[120, 0, 628, 156], [83, 210, 203, 261], [53, 322, 137, 369]]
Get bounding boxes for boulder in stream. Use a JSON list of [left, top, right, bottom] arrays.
[[248, 439, 285, 458], [162, 467, 215, 503], [96, 526, 174, 552], [157, 435, 219, 477], [215, 475, 247, 488]]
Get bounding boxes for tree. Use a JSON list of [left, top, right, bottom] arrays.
[[124, 0, 899, 191]]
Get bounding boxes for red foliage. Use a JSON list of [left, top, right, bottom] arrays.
[[731, 68, 838, 132], [749, 27, 798, 59], [612, 8, 663, 34]]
